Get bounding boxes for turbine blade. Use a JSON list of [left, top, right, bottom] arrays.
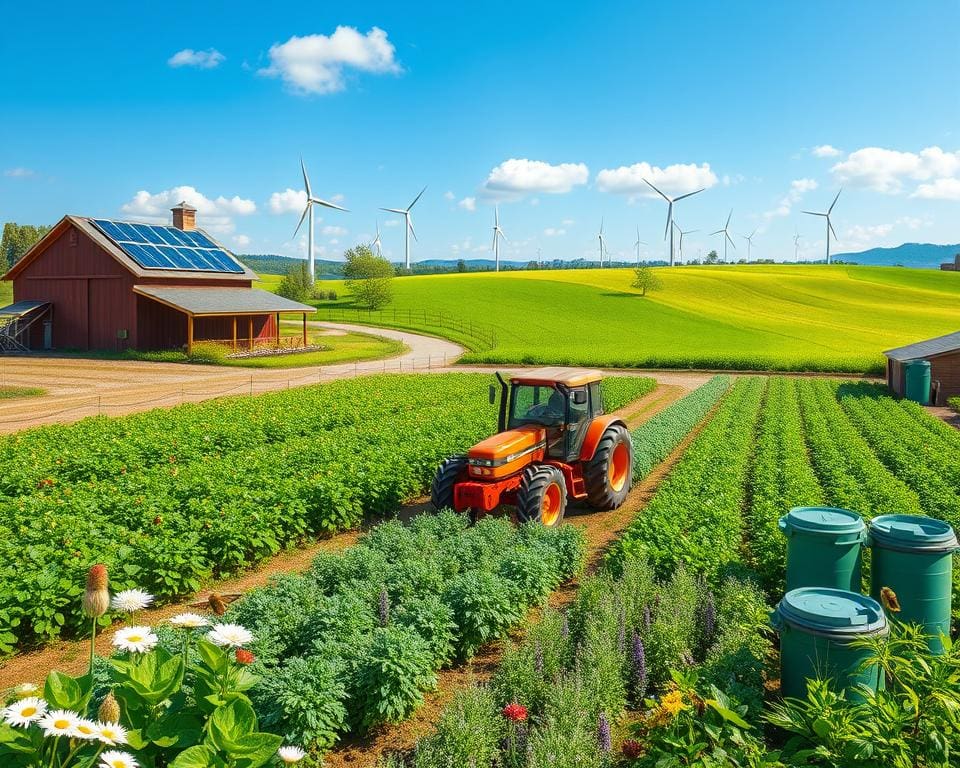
[[407, 215, 418, 242], [664, 202, 673, 240], [802, 210, 826, 217], [725, 209, 733, 228], [727, 233, 737, 249], [293, 204, 309, 238], [674, 187, 705, 202], [828, 219, 838, 240], [710, 229, 724, 236], [643, 178, 671, 202], [311, 197, 349, 212], [300, 157, 312, 198], [407, 185, 427, 211], [828, 188, 842, 214], [381, 207, 406, 214]]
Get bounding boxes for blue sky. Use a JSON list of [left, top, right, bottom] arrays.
[[2, 1, 958, 264]]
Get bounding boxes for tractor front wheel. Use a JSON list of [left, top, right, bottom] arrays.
[[516, 465, 568, 527], [431, 455, 467, 511], [583, 424, 633, 510]]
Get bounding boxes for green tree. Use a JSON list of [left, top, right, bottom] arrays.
[[631, 265, 664, 296], [456, 259, 467, 273], [705, 249, 719, 265], [1, 222, 52, 271], [276, 260, 311, 302], [343, 244, 395, 309]]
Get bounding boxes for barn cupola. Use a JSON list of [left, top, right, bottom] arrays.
[[171, 201, 197, 231]]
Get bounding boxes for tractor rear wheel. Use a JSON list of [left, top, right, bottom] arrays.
[[516, 465, 568, 527], [431, 455, 467, 512], [583, 424, 633, 510]]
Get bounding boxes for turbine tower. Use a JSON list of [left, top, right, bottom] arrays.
[[294, 158, 348, 283], [598, 218, 606, 267], [381, 186, 427, 269], [371, 220, 383, 257], [643, 178, 705, 267], [491, 205, 507, 272], [802, 189, 842, 265], [710, 210, 736, 263], [674, 222, 698, 264], [793, 231, 801, 262], [742, 228, 757, 261], [634, 225, 646, 265]]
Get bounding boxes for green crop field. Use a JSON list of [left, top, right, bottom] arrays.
[[292, 265, 960, 373]]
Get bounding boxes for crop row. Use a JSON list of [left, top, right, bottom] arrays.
[[216, 512, 586, 751], [610, 377, 765, 581], [0, 373, 653, 654], [629, 375, 731, 477]]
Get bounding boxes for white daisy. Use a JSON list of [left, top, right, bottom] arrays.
[[13, 683, 39, 696], [206, 623, 253, 648], [278, 745, 306, 764], [169, 612, 210, 628], [111, 626, 159, 654], [3, 697, 47, 727], [99, 751, 139, 768], [38, 709, 81, 738], [111, 589, 154, 613], [96, 721, 129, 746], [73, 718, 100, 740]]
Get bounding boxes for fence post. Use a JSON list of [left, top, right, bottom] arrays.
[[249, 376, 253, 396], [98, 396, 102, 416]]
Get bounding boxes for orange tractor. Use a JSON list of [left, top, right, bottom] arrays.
[[431, 367, 633, 527]]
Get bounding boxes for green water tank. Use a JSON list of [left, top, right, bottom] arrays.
[[779, 507, 867, 592], [904, 359, 932, 405], [772, 588, 887, 700], [868, 514, 958, 654]]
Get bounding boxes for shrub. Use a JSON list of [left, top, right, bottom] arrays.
[[443, 571, 523, 659], [187, 340, 230, 364], [526, 676, 603, 768], [395, 594, 457, 668], [412, 686, 501, 768]]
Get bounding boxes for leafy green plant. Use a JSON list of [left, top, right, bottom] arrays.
[[411, 686, 501, 768]]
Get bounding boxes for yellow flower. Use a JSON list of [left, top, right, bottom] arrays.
[[659, 690, 687, 717], [880, 586, 901, 613]]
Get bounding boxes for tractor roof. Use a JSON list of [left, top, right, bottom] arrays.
[[510, 367, 604, 387]]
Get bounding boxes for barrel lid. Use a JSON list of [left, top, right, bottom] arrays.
[[869, 514, 958, 551], [781, 506, 865, 536], [777, 588, 886, 634]]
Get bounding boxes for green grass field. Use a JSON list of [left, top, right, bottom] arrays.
[[270, 265, 960, 373]]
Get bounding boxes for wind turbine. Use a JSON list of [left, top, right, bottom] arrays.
[[803, 189, 842, 264], [491, 205, 507, 272], [793, 231, 801, 262], [643, 178, 705, 267], [294, 158, 348, 283], [742, 228, 757, 261], [381, 186, 427, 269], [634, 225, 647, 265], [598, 218, 606, 267], [710, 210, 736, 263], [674, 222, 698, 264], [371, 220, 383, 257]]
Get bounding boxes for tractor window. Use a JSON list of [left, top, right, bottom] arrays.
[[510, 384, 564, 427], [589, 382, 604, 415]]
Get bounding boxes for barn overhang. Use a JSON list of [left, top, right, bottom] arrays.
[[883, 329, 960, 363]]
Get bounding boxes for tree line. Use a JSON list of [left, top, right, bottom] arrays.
[[1, 222, 51, 271]]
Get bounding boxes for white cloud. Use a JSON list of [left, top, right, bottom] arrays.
[[722, 173, 746, 186], [764, 178, 818, 219], [331, 192, 345, 203], [233, 234, 251, 247], [561, 218, 575, 226], [168, 49, 225, 69], [322, 225, 347, 236], [384, 218, 401, 227], [443, 190, 455, 200], [831, 145, 960, 194], [844, 223, 894, 247], [121, 186, 256, 234], [3, 167, 34, 178], [328, 238, 339, 245], [258, 26, 400, 95], [812, 144, 842, 158], [543, 227, 566, 237], [458, 196, 476, 211], [911, 177, 960, 201], [268, 188, 307, 214], [482, 158, 589, 197], [595, 161, 718, 197]]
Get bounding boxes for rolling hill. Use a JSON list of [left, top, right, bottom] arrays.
[[834, 242, 960, 269], [298, 265, 960, 373]]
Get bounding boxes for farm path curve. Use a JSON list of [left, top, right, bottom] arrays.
[[0, 322, 464, 432]]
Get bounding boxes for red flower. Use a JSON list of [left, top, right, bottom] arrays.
[[235, 648, 255, 665], [502, 703, 528, 722], [622, 739, 643, 759]]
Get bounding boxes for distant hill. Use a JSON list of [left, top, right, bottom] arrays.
[[834, 243, 960, 269], [237, 254, 343, 278]]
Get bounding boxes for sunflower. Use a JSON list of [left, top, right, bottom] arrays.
[[111, 626, 159, 654], [659, 690, 687, 718], [3, 697, 47, 727]]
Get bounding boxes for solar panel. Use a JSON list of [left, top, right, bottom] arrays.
[[91, 218, 245, 274]]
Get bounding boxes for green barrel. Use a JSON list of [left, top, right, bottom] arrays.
[[868, 514, 958, 654], [772, 588, 887, 700], [904, 359, 932, 405], [779, 507, 866, 592]]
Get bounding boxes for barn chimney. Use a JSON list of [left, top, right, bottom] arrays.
[[171, 201, 197, 231]]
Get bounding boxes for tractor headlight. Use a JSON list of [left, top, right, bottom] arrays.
[[468, 458, 494, 467]]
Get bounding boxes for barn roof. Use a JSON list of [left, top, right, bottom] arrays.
[[133, 286, 315, 316], [3, 216, 259, 282], [884, 330, 960, 362]]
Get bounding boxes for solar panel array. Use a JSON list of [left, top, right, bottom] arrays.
[[91, 219, 245, 274]]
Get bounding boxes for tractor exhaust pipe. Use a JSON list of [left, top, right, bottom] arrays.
[[494, 371, 508, 433]]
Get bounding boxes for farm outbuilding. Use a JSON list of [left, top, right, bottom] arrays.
[[884, 330, 960, 406], [1, 204, 314, 353]]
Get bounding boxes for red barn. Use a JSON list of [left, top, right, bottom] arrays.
[[1, 203, 314, 353]]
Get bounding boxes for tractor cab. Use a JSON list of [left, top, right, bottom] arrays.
[[431, 367, 634, 528]]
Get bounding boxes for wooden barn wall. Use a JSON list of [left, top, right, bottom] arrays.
[[931, 351, 960, 404]]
